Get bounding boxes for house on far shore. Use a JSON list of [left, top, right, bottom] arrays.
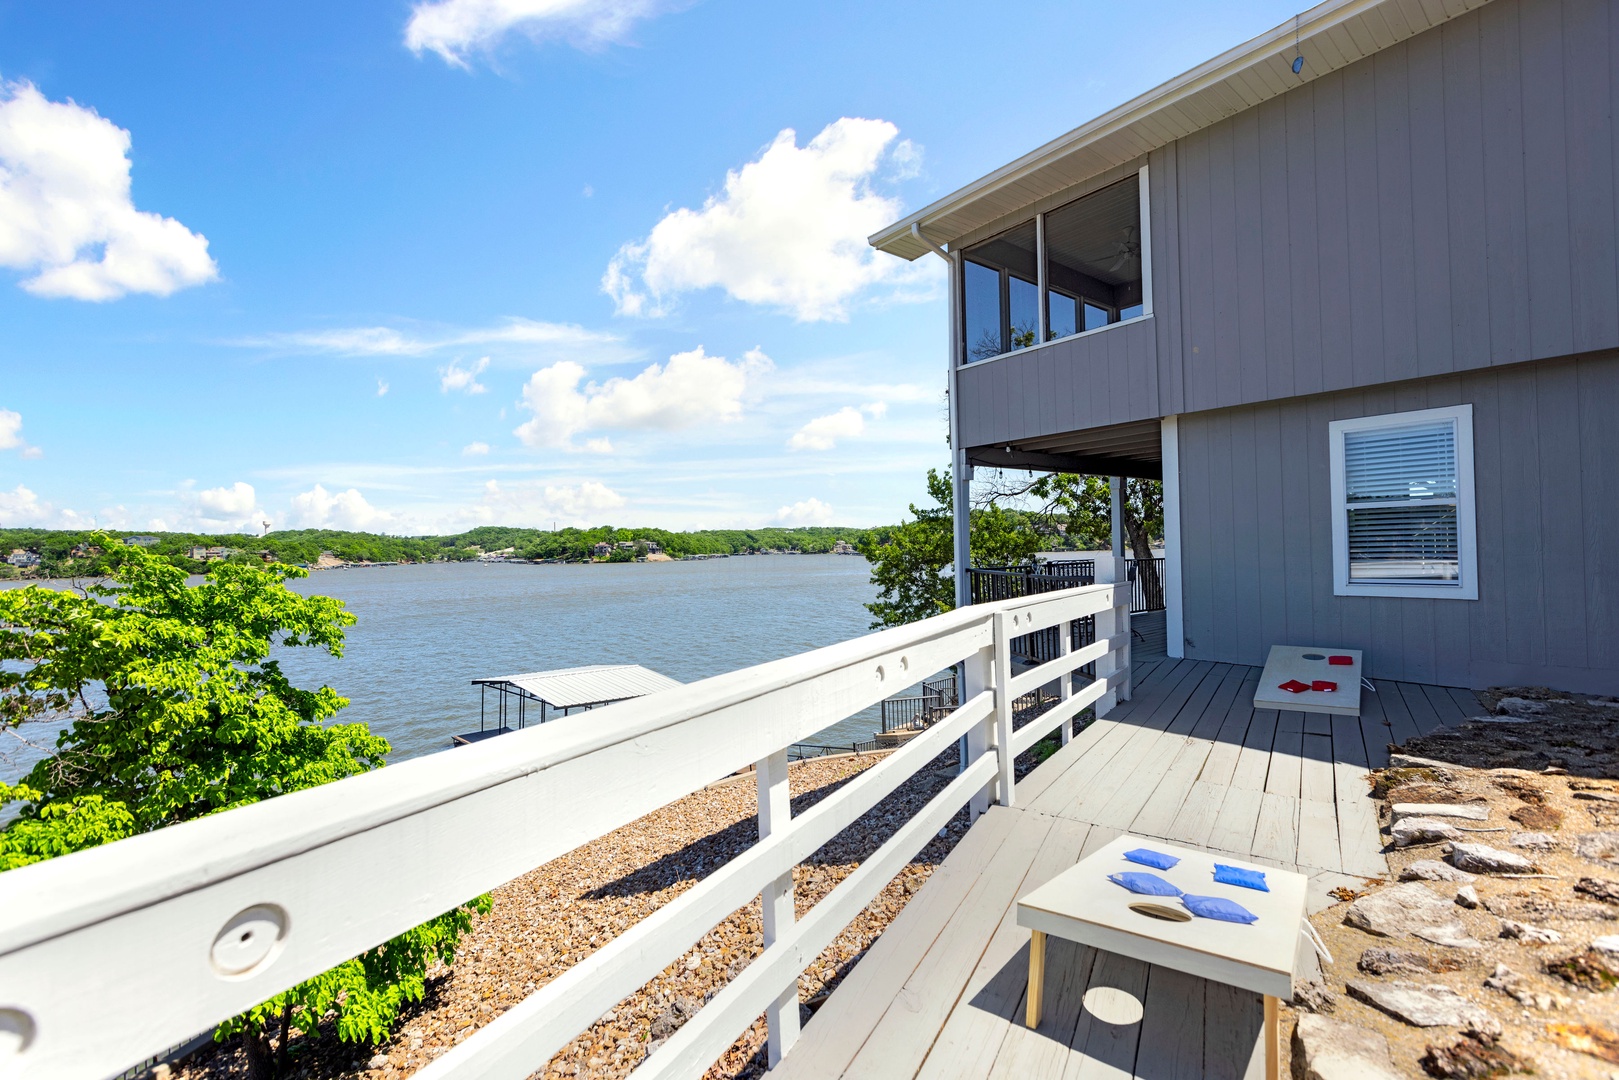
[[122, 535, 159, 547], [6, 549, 40, 569], [591, 541, 612, 558], [187, 546, 238, 562], [870, 0, 1618, 696]]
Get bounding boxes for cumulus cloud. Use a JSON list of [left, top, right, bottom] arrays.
[[234, 317, 627, 360], [774, 497, 835, 526], [405, 0, 682, 65], [287, 484, 393, 531], [441, 356, 489, 394], [462, 441, 491, 455], [0, 484, 125, 529], [603, 118, 929, 322], [0, 408, 41, 458], [787, 402, 886, 451], [376, 378, 390, 397], [515, 346, 770, 450], [186, 481, 267, 532], [476, 478, 625, 524], [0, 80, 217, 301]]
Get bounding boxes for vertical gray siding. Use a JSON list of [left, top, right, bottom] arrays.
[[957, 0, 1619, 450], [1176, 351, 1619, 695]]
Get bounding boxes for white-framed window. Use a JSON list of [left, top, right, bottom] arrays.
[[1328, 404, 1478, 600]]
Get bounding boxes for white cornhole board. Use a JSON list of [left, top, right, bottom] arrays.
[[1253, 645, 1363, 716]]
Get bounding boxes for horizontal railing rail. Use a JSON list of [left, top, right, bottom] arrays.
[[0, 572, 1132, 1080]]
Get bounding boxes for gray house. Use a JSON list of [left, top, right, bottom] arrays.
[[873, 0, 1617, 696]]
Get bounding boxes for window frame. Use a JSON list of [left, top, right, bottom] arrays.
[[956, 163, 1152, 367], [1328, 404, 1479, 600]]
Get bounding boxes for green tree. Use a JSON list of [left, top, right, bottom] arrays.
[[861, 469, 1046, 627], [0, 536, 487, 1078]]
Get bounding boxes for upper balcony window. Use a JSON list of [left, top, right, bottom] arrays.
[[958, 167, 1149, 364], [963, 221, 1038, 362], [1045, 175, 1144, 342]]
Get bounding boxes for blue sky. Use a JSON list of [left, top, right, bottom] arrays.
[[0, 0, 1303, 535]]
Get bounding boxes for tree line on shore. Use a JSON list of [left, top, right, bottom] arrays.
[[0, 524, 887, 579]]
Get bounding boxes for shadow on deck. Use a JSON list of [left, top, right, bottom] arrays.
[[772, 657, 1483, 1079]]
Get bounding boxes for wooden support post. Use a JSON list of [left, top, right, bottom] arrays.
[[756, 749, 799, 1065], [1264, 993, 1279, 1080], [1026, 930, 1046, 1029], [991, 611, 1016, 807], [1117, 595, 1133, 704], [963, 644, 994, 819]]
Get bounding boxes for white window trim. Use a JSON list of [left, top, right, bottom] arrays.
[[1328, 404, 1478, 600]]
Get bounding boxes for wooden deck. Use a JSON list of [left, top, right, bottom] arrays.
[[772, 657, 1483, 1080]]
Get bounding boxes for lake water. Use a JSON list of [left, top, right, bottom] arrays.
[[2, 556, 894, 780]]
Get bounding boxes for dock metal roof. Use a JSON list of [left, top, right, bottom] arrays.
[[870, 0, 1494, 261], [471, 664, 683, 708]]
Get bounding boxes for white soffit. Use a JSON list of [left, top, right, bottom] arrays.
[[871, 0, 1495, 260]]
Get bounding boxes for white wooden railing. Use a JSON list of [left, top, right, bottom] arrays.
[[0, 565, 1132, 1080]]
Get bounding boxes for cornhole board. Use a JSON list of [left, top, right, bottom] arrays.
[[1253, 645, 1363, 716]]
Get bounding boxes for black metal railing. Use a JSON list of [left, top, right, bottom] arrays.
[[1124, 556, 1167, 614], [879, 673, 960, 734], [964, 563, 1097, 676]]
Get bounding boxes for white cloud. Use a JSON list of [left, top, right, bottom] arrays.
[[603, 118, 930, 322], [376, 378, 390, 397], [515, 346, 770, 450], [462, 441, 491, 456], [287, 484, 394, 531], [0, 408, 41, 457], [235, 317, 627, 360], [0, 484, 116, 529], [186, 481, 267, 532], [441, 356, 490, 394], [774, 497, 835, 526], [787, 402, 887, 451], [405, 0, 682, 65], [0, 80, 217, 301], [476, 478, 625, 525]]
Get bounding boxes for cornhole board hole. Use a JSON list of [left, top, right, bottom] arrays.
[[1253, 645, 1363, 716]]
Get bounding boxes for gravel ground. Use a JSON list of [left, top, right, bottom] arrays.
[[1291, 686, 1619, 1077], [177, 747, 977, 1080]]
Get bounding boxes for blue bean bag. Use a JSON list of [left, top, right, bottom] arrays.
[[1180, 893, 1258, 924], [1212, 864, 1269, 892], [1108, 872, 1184, 897], [1123, 848, 1180, 870]]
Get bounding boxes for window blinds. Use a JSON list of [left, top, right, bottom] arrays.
[[1342, 420, 1460, 582]]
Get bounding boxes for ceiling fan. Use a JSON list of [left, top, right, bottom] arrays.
[[1107, 226, 1141, 273]]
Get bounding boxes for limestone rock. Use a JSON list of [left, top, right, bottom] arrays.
[[1496, 696, 1549, 717], [1510, 831, 1556, 850], [1292, 1014, 1401, 1080], [1345, 980, 1502, 1034], [1420, 1033, 1532, 1078], [1392, 817, 1464, 847], [1449, 841, 1536, 874], [1485, 962, 1569, 1010], [1579, 878, 1619, 905], [1546, 950, 1619, 992], [1400, 859, 1476, 883], [1499, 918, 1562, 944], [1414, 923, 1483, 949], [1593, 934, 1619, 955], [1357, 946, 1464, 976], [1577, 831, 1619, 869], [1486, 892, 1617, 923], [1547, 1022, 1619, 1064], [1455, 885, 1480, 909], [1345, 882, 1464, 938], [1391, 802, 1490, 823], [1292, 978, 1337, 1014]]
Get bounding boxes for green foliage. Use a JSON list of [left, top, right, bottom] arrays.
[[862, 469, 1046, 627], [0, 524, 882, 578], [0, 536, 486, 1076]]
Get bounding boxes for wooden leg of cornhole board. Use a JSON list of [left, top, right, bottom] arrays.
[[1026, 930, 1046, 1029], [1264, 994, 1279, 1080]]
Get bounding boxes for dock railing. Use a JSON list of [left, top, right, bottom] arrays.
[[0, 568, 1131, 1080]]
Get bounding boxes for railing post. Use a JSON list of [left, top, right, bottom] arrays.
[[1093, 558, 1133, 716], [963, 643, 994, 819], [991, 611, 1016, 808], [756, 749, 799, 1065], [1058, 615, 1074, 745]]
